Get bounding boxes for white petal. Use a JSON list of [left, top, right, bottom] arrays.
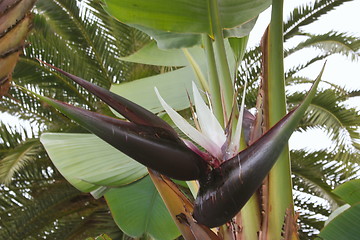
[[155, 88, 222, 158], [192, 82, 226, 148]]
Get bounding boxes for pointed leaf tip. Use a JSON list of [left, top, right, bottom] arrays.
[[38, 60, 177, 136]]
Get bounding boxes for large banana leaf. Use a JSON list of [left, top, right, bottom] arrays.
[[333, 179, 360, 205], [318, 203, 360, 240], [105, 176, 180, 240], [318, 179, 360, 240], [102, 0, 268, 48], [119, 41, 204, 67], [110, 67, 196, 113], [40, 133, 148, 192], [112, 39, 236, 113], [102, 0, 270, 35]]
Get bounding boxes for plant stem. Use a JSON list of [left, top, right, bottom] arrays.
[[265, 0, 295, 238], [238, 194, 261, 239], [208, 0, 236, 121], [202, 34, 224, 126]]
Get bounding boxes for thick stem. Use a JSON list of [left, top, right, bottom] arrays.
[[237, 194, 261, 239], [264, 0, 295, 239], [208, 0, 236, 121], [202, 34, 224, 126]]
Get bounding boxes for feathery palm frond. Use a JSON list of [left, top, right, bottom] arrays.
[[4, 0, 156, 127], [286, 31, 360, 60], [284, 0, 353, 40], [0, 149, 123, 239], [291, 149, 360, 239], [289, 89, 360, 153], [0, 138, 42, 184]]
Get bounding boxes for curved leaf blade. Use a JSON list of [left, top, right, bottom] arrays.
[[110, 66, 196, 113], [119, 41, 204, 67], [0, 138, 41, 184], [40, 133, 148, 191], [333, 179, 360, 205], [102, 0, 270, 35], [319, 203, 360, 240], [105, 176, 180, 240]]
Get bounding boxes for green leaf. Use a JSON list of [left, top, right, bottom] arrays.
[[333, 179, 360, 205], [40, 133, 148, 192], [102, 0, 270, 35], [325, 204, 350, 226], [110, 67, 196, 113], [111, 39, 236, 117], [105, 176, 180, 240], [319, 203, 360, 240], [131, 24, 202, 49], [131, 17, 256, 49], [228, 36, 249, 67], [223, 17, 258, 38], [0, 138, 41, 184], [119, 41, 204, 67]]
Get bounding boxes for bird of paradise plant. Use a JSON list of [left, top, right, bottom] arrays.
[[23, 0, 328, 239]]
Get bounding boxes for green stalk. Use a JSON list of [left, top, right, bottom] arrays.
[[202, 34, 224, 126], [265, 0, 295, 238], [239, 194, 261, 239], [238, 131, 261, 239], [208, 0, 236, 121]]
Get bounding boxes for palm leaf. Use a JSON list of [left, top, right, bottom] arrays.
[[284, 0, 353, 40], [289, 90, 360, 153], [0, 138, 42, 184], [286, 31, 360, 60]]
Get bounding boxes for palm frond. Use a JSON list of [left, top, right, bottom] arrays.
[[3, 0, 158, 126], [291, 150, 342, 209], [0, 122, 30, 149], [288, 90, 360, 154], [284, 0, 353, 40], [284, 53, 330, 80], [0, 138, 42, 184], [286, 76, 351, 96], [291, 149, 360, 239], [0, 86, 67, 126], [286, 31, 360, 60], [0, 156, 122, 239]]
